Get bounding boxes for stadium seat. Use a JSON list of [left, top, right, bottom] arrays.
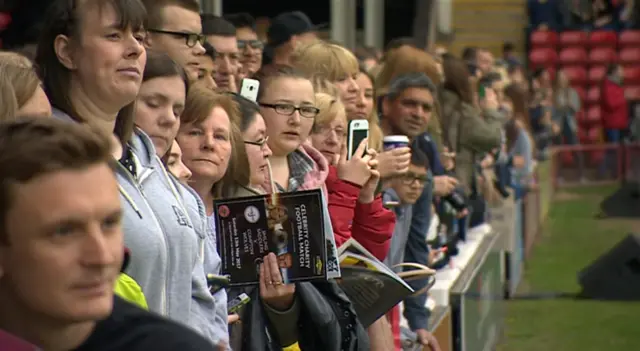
[[618, 30, 640, 48], [586, 127, 603, 143], [559, 47, 588, 65], [623, 65, 640, 84], [574, 86, 586, 102], [586, 86, 601, 106], [586, 106, 602, 126], [618, 47, 640, 65], [577, 110, 590, 128], [529, 48, 558, 68], [588, 65, 607, 85], [559, 31, 589, 47], [589, 31, 618, 48], [530, 30, 558, 49], [624, 85, 640, 100], [588, 47, 617, 65], [563, 66, 587, 86]]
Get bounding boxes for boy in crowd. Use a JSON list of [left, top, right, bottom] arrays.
[[383, 148, 442, 351]]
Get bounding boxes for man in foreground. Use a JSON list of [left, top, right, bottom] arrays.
[[0, 117, 216, 350]]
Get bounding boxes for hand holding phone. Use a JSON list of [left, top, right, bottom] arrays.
[[347, 119, 369, 160], [240, 78, 260, 102]]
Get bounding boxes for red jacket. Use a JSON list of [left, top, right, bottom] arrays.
[[601, 79, 629, 130], [326, 166, 395, 260]]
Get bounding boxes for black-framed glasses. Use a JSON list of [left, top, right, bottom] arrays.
[[238, 39, 264, 50], [147, 29, 206, 48], [259, 103, 320, 119], [244, 136, 269, 148], [400, 172, 430, 186]]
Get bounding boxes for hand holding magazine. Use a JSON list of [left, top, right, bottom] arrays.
[[336, 239, 436, 327], [213, 189, 339, 286]]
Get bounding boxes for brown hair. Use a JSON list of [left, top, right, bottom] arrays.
[[253, 64, 311, 102], [180, 86, 250, 198], [142, 0, 200, 29], [357, 66, 383, 151], [375, 46, 441, 98], [0, 117, 113, 243], [35, 0, 146, 145], [442, 54, 474, 105], [0, 63, 43, 121], [504, 83, 534, 150], [290, 40, 359, 82]]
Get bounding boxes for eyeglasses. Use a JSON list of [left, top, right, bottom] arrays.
[[259, 103, 320, 119], [312, 124, 346, 140], [238, 40, 264, 50], [147, 29, 206, 48], [244, 136, 269, 149], [400, 173, 430, 186]]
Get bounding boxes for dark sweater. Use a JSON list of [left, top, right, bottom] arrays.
[[73, 296, 217, 351]]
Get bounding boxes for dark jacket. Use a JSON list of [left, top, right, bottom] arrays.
[[236, 281, 370, 351]]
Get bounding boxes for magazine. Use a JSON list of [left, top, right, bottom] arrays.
[[337, 239, 436, 327], [213, 189, 338, 286]]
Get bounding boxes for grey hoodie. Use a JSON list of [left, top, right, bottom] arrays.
[[52, 109, 228, 345]]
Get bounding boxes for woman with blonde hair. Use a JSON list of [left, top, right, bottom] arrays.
[[290, 40, 384, 151], [310, 91, 394, 259], [0, 61, 51, 120]]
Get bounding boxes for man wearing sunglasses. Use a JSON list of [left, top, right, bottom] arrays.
[[142, 0, 207, 81], [225, 13, 264, 77]]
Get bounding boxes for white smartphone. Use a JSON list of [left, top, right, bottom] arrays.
[[347, 119, 369, 160], [240, 78, 260, 102]]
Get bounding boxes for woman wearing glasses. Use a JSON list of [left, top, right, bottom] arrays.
[[309, 91, 394, 261]]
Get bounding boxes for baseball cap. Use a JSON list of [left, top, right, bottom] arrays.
[[267, 11, 319, 48]]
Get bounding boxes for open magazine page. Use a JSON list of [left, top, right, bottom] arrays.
[[336, 240, 415, 328], [213, 190, 328, 286]]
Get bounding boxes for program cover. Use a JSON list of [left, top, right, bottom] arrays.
[[214, 189, 329, 286]]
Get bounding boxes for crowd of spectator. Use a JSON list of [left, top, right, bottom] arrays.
[[528, 0, 639, 32], [3, 0, 629, 350]]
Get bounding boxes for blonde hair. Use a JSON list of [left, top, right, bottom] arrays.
[[0, 61, 42, 121], [0, 52, 32, 68], [314, 92, 347, 128], [312, 77, 340, 98], [291, 40, 359, 82], [180, 86, 250, 198]]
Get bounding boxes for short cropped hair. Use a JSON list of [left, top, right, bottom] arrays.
[[410, 146, 430, 169], [224, 13, 256, 31], [0, 117, 113, 244], [386, 72, 437, 101], [201, 14, 236, 36], [142, 0, 200, 29]]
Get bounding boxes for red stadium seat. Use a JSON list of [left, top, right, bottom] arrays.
[[589, 31, 618, 48], [586, 86, 601, 106], [618, 30, 640, 48], [559, 47, 588, 65], [618, 47, 640, 65], [559, 31, 589, 47], [529, 48, 558, 68], [574, 86, 586, 101], [624, 85, 640, 100], [588, 47, 618, 65], [562, 66, 587, 86], [588, 65, 607, 85], [586, 106, 602, 126], [530, 30, 558, 49], [577, 110, 590, 128], [623, 65, 640, 84], [586, 127, 602, 143]]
